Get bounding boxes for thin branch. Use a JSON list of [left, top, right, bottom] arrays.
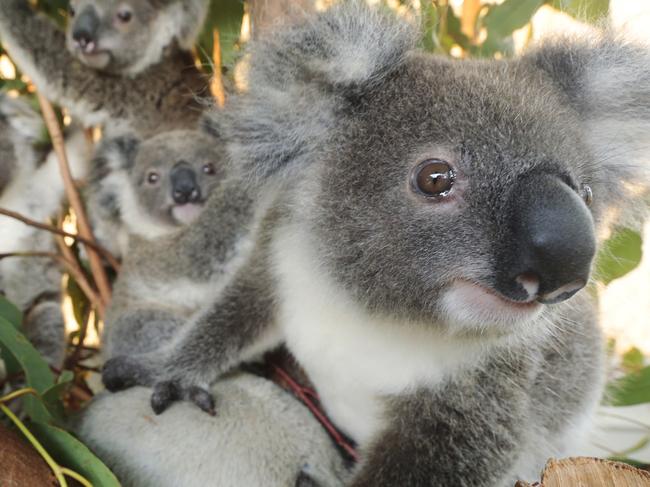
[[211, 30, 226, 108], [37, 93, 112, 306], [0, 206, 120, 272], [0, 251, 105, 319]]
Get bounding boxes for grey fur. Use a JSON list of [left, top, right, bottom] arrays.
[[86, 128, 227, 258], [0, 0, 210, 136], [101, 3, 650, 486], [0, 95, 90, 367]]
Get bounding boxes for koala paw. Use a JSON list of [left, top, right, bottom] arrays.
[[150, 380, 216, 416], [102, 356, 153, 392]]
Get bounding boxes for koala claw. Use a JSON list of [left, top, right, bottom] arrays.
[[102, 356, 151, 392], [151, 381, 216, 416]]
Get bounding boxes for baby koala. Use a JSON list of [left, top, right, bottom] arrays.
[[87, 129, 225, 258]]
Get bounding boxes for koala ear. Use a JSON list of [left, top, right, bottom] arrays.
[[91, 135, 141, 182], [523, 33, 650, 225], [220, 1, 417, 182]]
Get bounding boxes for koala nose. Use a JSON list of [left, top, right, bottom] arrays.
[[497, 174, 596, 304], [72, 8, 100, 51], [170, 165, 201, 205]]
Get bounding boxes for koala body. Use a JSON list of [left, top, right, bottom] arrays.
[[0, 0, 209, 136], [87, 128, 226, 258], [101, 3, 650, 486], [0, 94, 90, 366]]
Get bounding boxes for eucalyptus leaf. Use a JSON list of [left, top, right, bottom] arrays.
[[595, 228, 643, 285], [0, 316, 55, 422], [198, 0, 245, 71], [548, 0, 609, 23], [0, 295, 22, 330], [606, 366, 650, 406], [483, 0, 544, 38], [41, 370, 74, 424], [29, 421, 121, 487]]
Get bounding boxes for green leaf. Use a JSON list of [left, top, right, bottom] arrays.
[[0, 296, 23, 329], [0, 316, 55, 421], [622, 347, 646, 374], [420, 1, 438, 52], [29, 421, 121, 487], [41, 370, 74, 424], [483, 0, 544, 38], [595, 228, 643, 285], [198, 0, 245, 71], [548, 0, 610, 23], [606, 365, 650, 406]]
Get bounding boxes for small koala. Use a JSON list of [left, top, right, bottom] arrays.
[[0, 94, 90, 367], [0, 0, 210, 136], [86, 128, 226, 258], [74, 128, 349, 487], [101, 3, 650, 486]]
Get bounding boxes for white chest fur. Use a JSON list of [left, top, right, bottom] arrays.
[[271, 226, 487, 443]]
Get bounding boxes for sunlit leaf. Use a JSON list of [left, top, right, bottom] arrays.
[[549, 0, 610, 23], [606, 366, 650, 406], [595, 228, 643, 285], [29, 421, 121, 487], [622, 347, 645, 374]]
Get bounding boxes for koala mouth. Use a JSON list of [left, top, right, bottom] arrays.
[[76, 49, 111, 70], [440, 279, 542, 330], [171, 203, 204, 225]]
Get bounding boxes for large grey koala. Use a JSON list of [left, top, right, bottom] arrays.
[[0, 94, 89, 367], [0, 0, 210, 136], [86, 128, 226, 258], [100, 2, 650, 486]]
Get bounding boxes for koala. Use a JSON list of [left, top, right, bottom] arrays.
[[101, 3, 650, 486], [0, 0, 210, 136], [73, 129, 349, 487], [0, 94, 90, 367], [86, 128, 226, 258]]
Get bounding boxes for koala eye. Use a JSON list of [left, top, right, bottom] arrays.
[[68, 5, 76, 17], [581, 184, 593, 207], [116, 8, 133, 23], [202, 163, 216, 175], [146, 171, 160, 185], [411, 160, 455, 198]]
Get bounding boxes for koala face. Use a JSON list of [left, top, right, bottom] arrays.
[[305, 56, 597, 337], [92, 129, 226, 241], [130, 131, 225, 228], [66, 0, 166, 72]]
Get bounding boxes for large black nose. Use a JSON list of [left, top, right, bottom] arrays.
[[496, 174, 596, 304], [170, 164, 201, 205], [72, 7, 100, 50]]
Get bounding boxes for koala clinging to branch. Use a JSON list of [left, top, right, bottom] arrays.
[[0, 0, 209, 136], [103, 3, 650, 486], [86, 128, 226, 258]]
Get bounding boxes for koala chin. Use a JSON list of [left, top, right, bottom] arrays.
[[0, 0, 210, 136], [91, 2, 650, 487]]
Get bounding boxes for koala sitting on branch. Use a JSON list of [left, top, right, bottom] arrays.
[[0, 0, 210, 136], [100, 2, 649, 486]]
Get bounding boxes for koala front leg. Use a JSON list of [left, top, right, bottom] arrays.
[[350, 363, 530, 487], [0, 0, 109, 125], [148, 258, 280, 415]]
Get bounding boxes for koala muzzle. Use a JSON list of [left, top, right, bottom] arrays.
[[72, 7, 100, 51], [497, 174, 596, 305], [171, 165, 201, 205]]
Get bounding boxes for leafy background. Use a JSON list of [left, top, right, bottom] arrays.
[[0, 0, 648, 484]]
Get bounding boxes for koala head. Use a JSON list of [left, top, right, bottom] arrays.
[[65, 0, 208, 74], [91, 129, 226, 240], [219, 3, 650, 339]]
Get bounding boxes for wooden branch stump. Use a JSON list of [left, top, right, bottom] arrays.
[[516, 457, 650, 486]]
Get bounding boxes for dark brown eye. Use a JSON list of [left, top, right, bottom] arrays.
[[116, 9, 133, 23], [411, 160, 455, 198], [202, 163, 216, 175], [581, 184, 593, 206], [146, 171, 160, 185], [68, 5, 76, 17]]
